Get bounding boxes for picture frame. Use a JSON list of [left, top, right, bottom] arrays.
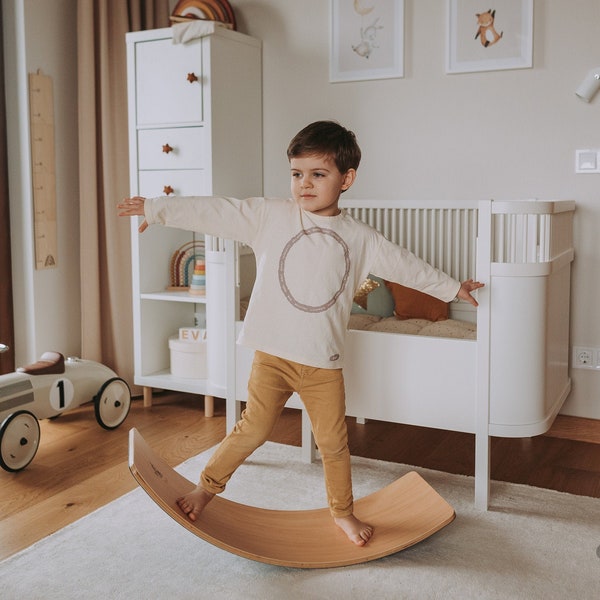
[[330, 0, 404, 83], [446, 0, 533, 74]]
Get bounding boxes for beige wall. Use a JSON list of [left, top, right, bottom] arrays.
[[232, 0, 600, 419]]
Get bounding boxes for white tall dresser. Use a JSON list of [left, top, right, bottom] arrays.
[[125, 25, 262, 410]]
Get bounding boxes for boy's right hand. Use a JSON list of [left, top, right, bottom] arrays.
[[457, 279, 484, 306], [117, 196, 148, 232]]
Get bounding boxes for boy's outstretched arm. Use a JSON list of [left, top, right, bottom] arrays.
[[457, 279, 484, 307], [117, 196, 148, 232]]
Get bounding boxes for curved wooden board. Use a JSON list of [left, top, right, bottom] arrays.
[[128, 428, 455, 569]]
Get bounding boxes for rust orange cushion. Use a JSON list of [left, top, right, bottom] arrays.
[[384, 281, 449, 322]]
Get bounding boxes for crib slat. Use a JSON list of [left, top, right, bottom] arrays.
[[539, 214, 549, 262]]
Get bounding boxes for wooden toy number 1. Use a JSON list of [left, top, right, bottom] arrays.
[[29, 69, 57, 270]]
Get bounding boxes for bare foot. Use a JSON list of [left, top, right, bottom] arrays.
[[176, 486, 215, 522], [334, 514, 373, 546]]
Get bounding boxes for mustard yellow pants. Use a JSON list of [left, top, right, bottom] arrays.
[[200, 351, 353, 517]]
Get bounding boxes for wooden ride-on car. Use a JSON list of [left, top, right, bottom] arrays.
[[0, 350, 131, 472]]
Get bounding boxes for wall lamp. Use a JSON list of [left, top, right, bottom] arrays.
[[575, 67, 600, 102]]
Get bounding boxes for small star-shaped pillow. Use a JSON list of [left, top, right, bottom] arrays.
[[353, 277, 380, 310]]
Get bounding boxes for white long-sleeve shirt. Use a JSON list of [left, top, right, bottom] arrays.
[[145, 196, 460, 369]]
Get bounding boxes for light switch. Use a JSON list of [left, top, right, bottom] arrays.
[[576, 149, 600, 173]]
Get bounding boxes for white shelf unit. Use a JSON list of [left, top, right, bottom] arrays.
[[126, 25, 262, 406]]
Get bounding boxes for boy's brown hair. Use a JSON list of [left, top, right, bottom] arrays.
[[287, 120, 361, 174]]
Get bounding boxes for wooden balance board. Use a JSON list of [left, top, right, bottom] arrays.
[[128, 428, 455, 569]]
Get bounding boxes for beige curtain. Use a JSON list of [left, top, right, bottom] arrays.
[[77, 0, 170, 388]]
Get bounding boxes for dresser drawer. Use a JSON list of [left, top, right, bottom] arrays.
[[135, 38, 203, 126], [139, 170, 210, 198], [138, 128, 205, 170]]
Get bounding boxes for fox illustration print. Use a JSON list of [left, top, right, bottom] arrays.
[[475, 9, 503, 47]]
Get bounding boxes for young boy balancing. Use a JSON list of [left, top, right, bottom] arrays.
[[118, 121, 483, 546]]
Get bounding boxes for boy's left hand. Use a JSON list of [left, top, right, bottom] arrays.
[[457, 279, 484, 307]]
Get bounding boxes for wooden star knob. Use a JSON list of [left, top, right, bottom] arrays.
[[163, 185, 174, 195], [162, 143, 173, 154], [186, 72, 198, 83]]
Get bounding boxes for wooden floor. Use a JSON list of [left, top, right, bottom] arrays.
[[1, 392, 599, 561]]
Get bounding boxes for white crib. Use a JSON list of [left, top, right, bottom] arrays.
[[223, 199, 575, 509]]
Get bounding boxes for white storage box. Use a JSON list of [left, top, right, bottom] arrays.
[[169, 335, 207, 378]]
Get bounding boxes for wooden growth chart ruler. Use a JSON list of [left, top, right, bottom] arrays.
[[29, 69, 57, 269]]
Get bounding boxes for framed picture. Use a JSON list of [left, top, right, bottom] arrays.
[[446, 0, 533, 74], [330, 0, 404, 83]]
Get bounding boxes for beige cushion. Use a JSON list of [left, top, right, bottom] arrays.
[[347, 313, 382, 330], [419, 319, 477, 340]]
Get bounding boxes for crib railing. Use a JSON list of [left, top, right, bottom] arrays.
[[341, 199, 575, 282], [341, 200, 479, 283], [490, 200, 575, 264]]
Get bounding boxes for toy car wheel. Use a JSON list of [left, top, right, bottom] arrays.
[[94, 377, 131, 430], [0, 411, 41, 472]]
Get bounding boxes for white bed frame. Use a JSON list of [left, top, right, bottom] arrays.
[[222, 199, 575, 509]]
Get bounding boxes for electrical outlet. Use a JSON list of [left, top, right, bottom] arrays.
[[572, 346, 600, 369]]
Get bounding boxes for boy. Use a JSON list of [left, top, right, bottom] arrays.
[[118, 121, 483, 546]]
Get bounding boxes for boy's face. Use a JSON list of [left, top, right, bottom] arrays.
[[290, 154, 356, 217]]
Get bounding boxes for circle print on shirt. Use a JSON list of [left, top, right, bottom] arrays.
[[278, 227, 351, 313]]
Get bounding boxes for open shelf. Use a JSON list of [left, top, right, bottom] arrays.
[[141, 291, 207, 303], [135, 370, 209, 395]]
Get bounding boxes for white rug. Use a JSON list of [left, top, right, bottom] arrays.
[[1, 442, 599, 600]]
